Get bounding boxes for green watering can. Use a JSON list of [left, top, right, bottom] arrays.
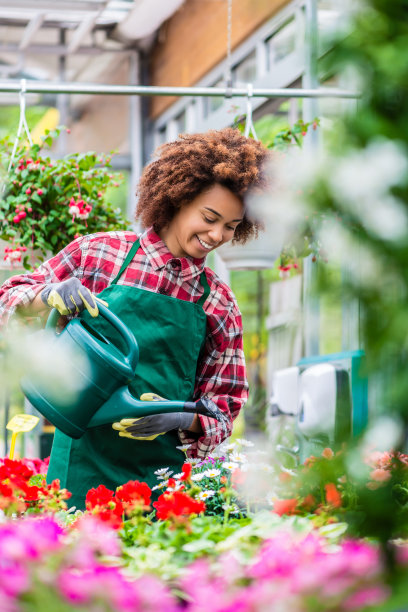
[[21, 303, 220, 439]]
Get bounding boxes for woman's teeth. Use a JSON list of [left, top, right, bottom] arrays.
[[197, 236, 212, 249]]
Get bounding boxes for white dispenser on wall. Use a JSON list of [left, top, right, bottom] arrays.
[[267, 351, 368, 463]]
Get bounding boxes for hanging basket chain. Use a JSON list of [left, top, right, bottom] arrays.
[[244, 83, 258, 140], [7, 79, 34, 174]]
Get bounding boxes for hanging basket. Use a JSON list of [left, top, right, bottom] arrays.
[[216, 227, 285, 270]]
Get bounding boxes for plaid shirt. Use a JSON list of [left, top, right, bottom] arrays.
[[0, 228, 248, 458]]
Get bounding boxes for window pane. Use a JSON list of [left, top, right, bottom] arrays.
[[233, 50, 257, 86], [266, 18, 296, 68], [203, 77, 224, 118], [175, 110, 186, 134], [317, 0, 344, 36], [157, 126, 167, 145]]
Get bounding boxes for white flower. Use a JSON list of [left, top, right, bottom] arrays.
[[155, 469, 173, 480], [154, 467, 170, 476], [224, 443, 237, 452], [265, 493, 276, 506], [222, 504, 240, 514], [68, 204, 80, 216], [191, 473, 205, 482], [235, 438, 254, 448], [172, 473, 184, 480], [221, 462, 239, 471], [328, 139, 408, 241], [204, 468, 221, 478], [151, 482, 167, 491], [176, 444, 192, 452], [229, 453, 247, 464], [258, 463, 274, 473], [166, 481, 184, 492], [198, 490, 216, 500]]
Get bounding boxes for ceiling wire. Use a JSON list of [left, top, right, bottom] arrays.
[[225, 0, 232, 96]]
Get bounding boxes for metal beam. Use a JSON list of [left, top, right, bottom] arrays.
[[66, 14, 99, 54], [0, 0, 105, 11], [0, 81, 359, 99], [0, 43, 127, 55], [19, 13, 46, 51]]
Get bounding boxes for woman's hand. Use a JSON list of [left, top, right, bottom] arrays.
[[112, 412, 195, 440], [41, 278, 99, 317]]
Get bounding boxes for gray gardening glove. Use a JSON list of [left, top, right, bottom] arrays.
[[41, 277, 102, 317], [112, 392, 195, 440], [112, 412, 194, 441]]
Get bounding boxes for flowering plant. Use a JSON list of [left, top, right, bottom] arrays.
[[0, 457, 71, 516], [0, 127, 130, 269]]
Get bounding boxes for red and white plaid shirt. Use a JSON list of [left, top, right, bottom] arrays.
[[0, 228, 248, 457]]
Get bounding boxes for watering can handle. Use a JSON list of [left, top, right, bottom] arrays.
[[45, 302, 139, 371]]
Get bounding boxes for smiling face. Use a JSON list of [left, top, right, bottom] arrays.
[[158, 183, 244, 258]]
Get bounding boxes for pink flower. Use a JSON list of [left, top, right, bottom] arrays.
[[25, 188, 31, 195], [343, 585, 390, 610], [370, 468, 391, 482], [37, 189, 43, 196]]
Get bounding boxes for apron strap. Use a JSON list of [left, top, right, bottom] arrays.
[[197, 269, 211, 306], [111, 238, 141, 285], [111, 235, 210, 308]]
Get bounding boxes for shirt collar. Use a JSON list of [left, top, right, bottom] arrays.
[[140, 227, 206, 280]]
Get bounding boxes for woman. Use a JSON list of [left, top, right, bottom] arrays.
[[0, 128, 268, 509]]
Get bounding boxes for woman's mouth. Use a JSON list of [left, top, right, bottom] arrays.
[[196, 235, 214, 250]]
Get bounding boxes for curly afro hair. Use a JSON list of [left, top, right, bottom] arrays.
[[135, 128, 270, 244]]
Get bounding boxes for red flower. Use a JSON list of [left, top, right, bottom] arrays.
[[115, 480, 151, 514], [325, 483, 342, 508], [85, 484, 115, 509], [0, 458, 33, 482], [322, 447, 334, 459], [301, 494, 316, 510], [231, 468, 246, 487], [272, 498, 298, 516], [86, 485, 124, 529], [153, 491, 205, 522], [180, 463, 192, 481]]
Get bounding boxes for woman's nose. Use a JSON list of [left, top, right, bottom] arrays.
[[208, 225, 224, 243]]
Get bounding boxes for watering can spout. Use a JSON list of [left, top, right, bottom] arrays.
[[87, 387, 222, 428]]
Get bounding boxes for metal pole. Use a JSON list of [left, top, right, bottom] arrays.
[[302, 0, 320, 357], [57, 29, 68, 156], [128, 50, 142, 222], [0, 81, 359, 99]]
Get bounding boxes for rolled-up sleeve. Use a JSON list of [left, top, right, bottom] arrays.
[[179, 295, 248, 458]]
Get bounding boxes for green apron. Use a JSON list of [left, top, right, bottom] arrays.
[[47, 237, 210, 510]]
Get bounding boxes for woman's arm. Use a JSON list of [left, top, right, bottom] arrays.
[[0, 237, 84, 325], [179, 294, 248, 457]]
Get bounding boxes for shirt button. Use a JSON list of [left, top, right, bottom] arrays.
[[158, 287, 168, 295], [170, 260, 180, 269]]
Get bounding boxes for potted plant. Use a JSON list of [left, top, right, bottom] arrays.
[[0, 127, 130, 270]]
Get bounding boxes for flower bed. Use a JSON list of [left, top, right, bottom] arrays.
[[0, 440, 408, 611]]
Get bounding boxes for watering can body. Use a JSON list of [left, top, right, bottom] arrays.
[[21, 303, 218, 439]]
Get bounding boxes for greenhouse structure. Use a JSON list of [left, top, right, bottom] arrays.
[[0, 1, 407, 610]]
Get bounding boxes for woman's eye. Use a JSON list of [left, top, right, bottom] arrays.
[[204, 217, 215, 224], [226, 226, 236, 232]]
